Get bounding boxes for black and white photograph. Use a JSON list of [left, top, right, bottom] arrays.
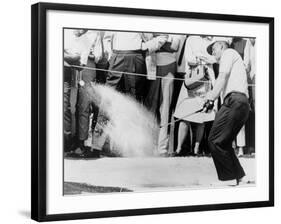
[[63, 29, 256, 195], [30, 2, 274, 221]]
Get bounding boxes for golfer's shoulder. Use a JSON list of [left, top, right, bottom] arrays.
[[221, 48, 240, 62], [223, 48, 237, 57]]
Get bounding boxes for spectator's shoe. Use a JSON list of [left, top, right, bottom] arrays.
[[204, 153, 211, 157], [159, 152, 169, 157], [169, 152, 181, 157], [186, 152, 195, 157], [169, 152, 176, 157], [157, 149, 169, 157], [65, 150, 82, 158], [81, 148, 101, 158], [64, 140, 79, 153], [77, 144, 92, 158], [90, 149, 101, 158], [195, 153, 204, 157]]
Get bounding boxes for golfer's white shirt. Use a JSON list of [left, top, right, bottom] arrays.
[[219, 48, 249, 99]]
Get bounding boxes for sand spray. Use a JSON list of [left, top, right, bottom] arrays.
[[86, 83, 159, 157]]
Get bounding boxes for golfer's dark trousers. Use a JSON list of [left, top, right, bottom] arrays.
[[106, 50, 146, 102], [208, 92, 250, 181]]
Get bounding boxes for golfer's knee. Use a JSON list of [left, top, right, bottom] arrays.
[[208, 136, 217, 153]]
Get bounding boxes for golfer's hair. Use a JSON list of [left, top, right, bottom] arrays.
[[217, 41, 229, 50]]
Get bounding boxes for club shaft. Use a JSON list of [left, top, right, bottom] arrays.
[[160, 109, 203, 128]]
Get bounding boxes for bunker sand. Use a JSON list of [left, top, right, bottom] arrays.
[[64, 157, 255, 194]]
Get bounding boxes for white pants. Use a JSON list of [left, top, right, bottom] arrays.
[[236, 125, 246, 147], [158, 72, 174, 153]]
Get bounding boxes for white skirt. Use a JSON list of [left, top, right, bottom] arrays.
[[174, 84, 215, 123]]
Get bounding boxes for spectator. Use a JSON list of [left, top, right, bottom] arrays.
[[173, 35, 216, 156], [104, 32, 148, 102], [231, 37, 247, 157], [64, 29, 101, 157], [244, 38, 256, 155], [144, 34, 181, 156]]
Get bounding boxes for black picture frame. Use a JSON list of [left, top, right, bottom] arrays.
[[31, 2, 274, 222]]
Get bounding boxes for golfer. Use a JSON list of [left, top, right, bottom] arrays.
[[204, 37, 250, 185]]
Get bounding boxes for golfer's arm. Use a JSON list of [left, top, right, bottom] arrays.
[[209, 72, 229, 100], [184, 73, 204, 86]]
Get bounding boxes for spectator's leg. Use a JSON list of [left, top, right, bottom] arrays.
[[176, 121, 190, 154], [122, 53, 146, 101], [158, 72, 174, 154], [194, 123, 205, 155], [236, 125, 246, 157], [77, 86, 92, 149], [134, 53, 146, 102], [63, 66, 74, 152], [96, 60, 109, 84], [106, 53, 124, 91]]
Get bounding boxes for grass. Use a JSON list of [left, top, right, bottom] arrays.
[[64, 182, 133, 195]]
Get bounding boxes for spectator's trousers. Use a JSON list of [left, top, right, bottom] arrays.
[[77, 59, 98, 141], [106, 51, 146, 102]]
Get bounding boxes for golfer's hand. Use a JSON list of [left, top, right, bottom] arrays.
[[203, 93, 214, 113], [156, 35, 168, 45], [202, 100, 214, 113]]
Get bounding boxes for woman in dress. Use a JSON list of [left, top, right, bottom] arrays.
[[173, 35, 216, 156]]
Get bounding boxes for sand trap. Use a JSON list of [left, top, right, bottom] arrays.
[[64, 157, 255, 194]]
